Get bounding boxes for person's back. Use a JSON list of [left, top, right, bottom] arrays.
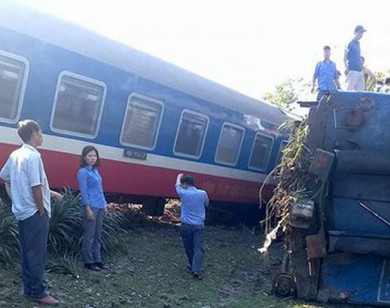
[[175, 174, 209, 278], [178, 186, 208, 226], [5, 145, 50, 220]]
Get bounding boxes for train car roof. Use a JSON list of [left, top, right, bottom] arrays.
[[0, 1, 291, 126]]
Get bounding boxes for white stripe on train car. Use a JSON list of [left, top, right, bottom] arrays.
[[1, 126, 273, 184]]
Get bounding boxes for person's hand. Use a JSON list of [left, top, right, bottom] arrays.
[[85, 206, 94, 221], [311, 86, 315, 94], [176, 173, 184, 183], [38, 208, 46, 216], [344, 68, 350, 75], [52, 191, 63, 202]]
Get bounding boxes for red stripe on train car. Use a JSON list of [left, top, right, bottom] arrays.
[[0, 143, 274, 204]]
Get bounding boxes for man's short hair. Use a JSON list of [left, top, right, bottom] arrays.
[[17, 119, 40, 143], [181, 175, 195, 186], [323, 45, 331, 51]]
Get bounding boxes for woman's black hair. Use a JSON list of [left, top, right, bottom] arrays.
[[80, 145, 101, 168]]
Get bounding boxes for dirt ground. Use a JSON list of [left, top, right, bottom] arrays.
[[0, 204, 325, 308]]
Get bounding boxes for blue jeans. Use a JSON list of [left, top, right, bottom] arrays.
[[82, 208, 104, 264], [18, 211, 49, 299], [180, 223, 204, 273]]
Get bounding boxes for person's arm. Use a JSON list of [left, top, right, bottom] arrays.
[[50, 190, 63, 202], [32, 185, 45, 215], [344, 46, 349, 74], [175, 173, 185, 197], [27, 156, 47, 215], [365, 67, 376, 85], [334, 66, 341, 90], [0, 158, 11, 199], [311, 77, 317, 93], [204, 192, 209, 208], [5, 182, 11, 200], [311, 63, 319, 93], [335, 78, 341, 90], [77, 169, 94, 221]]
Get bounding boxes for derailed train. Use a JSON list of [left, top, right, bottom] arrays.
[[0, 2, 292, 218]]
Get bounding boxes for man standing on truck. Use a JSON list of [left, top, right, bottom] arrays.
[[344, 25, 367, 91], [311, 45, 340, 101], [175, 173, 209, 279]]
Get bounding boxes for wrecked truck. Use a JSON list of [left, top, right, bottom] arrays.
[[271, 91, 390, 306]]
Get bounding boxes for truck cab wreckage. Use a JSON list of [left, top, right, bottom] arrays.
[[269, 91, 390, 306]]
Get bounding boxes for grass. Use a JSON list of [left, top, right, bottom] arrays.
[[0, 199, 19, 266], [0, 192, 328, 307], [0, 218, 326, 307]]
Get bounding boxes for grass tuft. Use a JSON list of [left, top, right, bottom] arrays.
[[0, 198, 19, 266]]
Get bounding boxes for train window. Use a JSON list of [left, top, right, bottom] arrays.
[[51, 72, 106, 138], [120, 94, 163, 150], [0, 52, 29, 123], [215, 123, 244, 166], [174, 110, 209, 158], [248, 133, 274, 171]]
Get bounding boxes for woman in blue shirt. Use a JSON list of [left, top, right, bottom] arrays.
[[77, 145, 107, 271]]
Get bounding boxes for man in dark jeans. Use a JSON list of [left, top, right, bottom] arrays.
[[0, 120, 62, 305], [175, 174, 209, 279]]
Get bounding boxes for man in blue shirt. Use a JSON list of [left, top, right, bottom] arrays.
[[175, 173, 209, 278], [344, 25, 366, 91], [312, 45, 340, 101]]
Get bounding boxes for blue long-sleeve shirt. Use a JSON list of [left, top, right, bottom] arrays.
[[313, 60, 338, 92], [77, 167, 106, 209], [175, 184, 209, 226]]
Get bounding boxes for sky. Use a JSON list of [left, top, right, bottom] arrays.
[[15, 0, 390, 101]]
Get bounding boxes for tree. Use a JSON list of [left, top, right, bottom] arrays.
[[263, 78, 311, 112]]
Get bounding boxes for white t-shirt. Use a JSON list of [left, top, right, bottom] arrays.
[[0, 144, 51, 221]]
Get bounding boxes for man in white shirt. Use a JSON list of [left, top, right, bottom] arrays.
[[0, 119, 61, 305]]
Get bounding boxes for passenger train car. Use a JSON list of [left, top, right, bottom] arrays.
[[0, 2, 292, 217]]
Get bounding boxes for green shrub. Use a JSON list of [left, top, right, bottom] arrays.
[[49, 189, 126, 257], [48, 189, 83, 255], [102, 207, 127, 256], [46, 253, 80, 279], [0, 199, 19, 266]]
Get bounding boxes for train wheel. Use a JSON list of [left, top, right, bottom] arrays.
[[272, 273, 296, 298], [142, 197, 165, 216]]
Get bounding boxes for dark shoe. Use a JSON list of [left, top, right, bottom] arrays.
[[192, 272, 203, 280], [187, 265, 192, 271], [35, 295, 59, 305], [85, 263, 101, 271], [94, 262, 107, 269]]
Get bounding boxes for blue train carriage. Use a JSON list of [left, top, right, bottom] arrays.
[[283, 91, 390, 306], [0, 1, 291, 219]]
